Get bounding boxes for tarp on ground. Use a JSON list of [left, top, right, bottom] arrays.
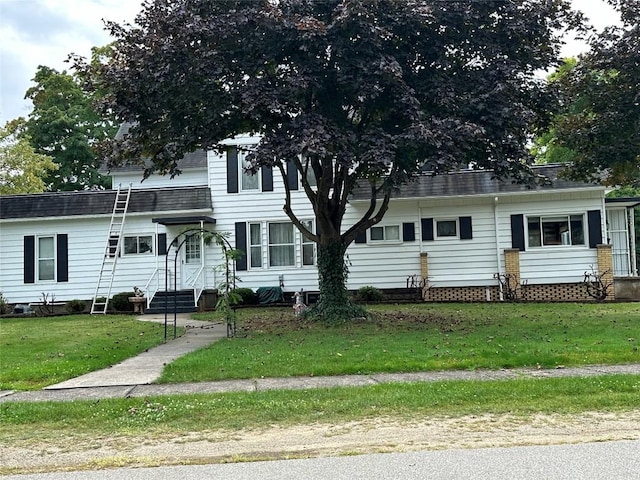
[[256, 286, 284, 304]]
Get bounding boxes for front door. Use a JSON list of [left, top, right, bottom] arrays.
[[181, 234, 202, 289]]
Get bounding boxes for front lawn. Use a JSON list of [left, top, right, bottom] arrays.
[[160, 302, 640, 383], [0, 315, 172, 390]]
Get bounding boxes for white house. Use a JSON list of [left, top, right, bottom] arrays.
[[1, 134, 638, 311]]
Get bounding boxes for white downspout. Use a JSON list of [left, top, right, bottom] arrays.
[[494, 196, 503, 301]]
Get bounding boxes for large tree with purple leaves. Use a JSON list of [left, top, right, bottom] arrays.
[[78, 0, 580, 321]]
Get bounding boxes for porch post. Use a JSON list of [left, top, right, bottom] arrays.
[[597, 244, 615, 300]]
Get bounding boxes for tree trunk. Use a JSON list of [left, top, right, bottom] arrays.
[[313, 239, 365, 322]]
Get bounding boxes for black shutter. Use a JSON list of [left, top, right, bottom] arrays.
[[227, 147, 238, 193], [421, 218, 434, 241], [157, 233, 167, 255], [261, 166, 273, 192], [355, 231, 367, 244], [286, 159, 299, 190], [402, 222, 415, 242], [56, 234, 68, 282], [511, 214, 525, 251], [235, 222, 248, 271], [24, 235, 35, 284], [459, 216, 473, 240], [588, 210, 603, 248]]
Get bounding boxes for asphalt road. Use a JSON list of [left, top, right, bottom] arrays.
[[7, 440, 640, 480]]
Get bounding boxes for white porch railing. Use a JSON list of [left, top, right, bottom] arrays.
[[184, 265, 206, 306], [143, 268, 173, 308]]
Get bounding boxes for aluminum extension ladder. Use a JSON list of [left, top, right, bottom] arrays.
[[90, 184, 132, 314]]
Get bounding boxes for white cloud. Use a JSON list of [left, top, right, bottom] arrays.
[[0, 0, 142, 124]]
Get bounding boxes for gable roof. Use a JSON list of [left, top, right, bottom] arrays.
[[350, 164, 603, 201], [0, 186, 212, 220], [100, 122, 208, 173]]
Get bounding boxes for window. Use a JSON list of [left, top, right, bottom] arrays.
[[184, 235, 201, 263], [124, 235, 153, 255], [527, 215, 585, 247], [269, 222, 295, 266], [301, 220, 316, 266], [436, 220, 457, 238], [250, 223, 262, 268], [370, 225, 400, 242], [240, 151, 259, 191], [38, 236, 55, 281]]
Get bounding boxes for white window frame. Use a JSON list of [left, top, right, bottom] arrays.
[[123, 235, 154, 255], [526, 213, 586, 248], [239, 149, 259, 191], [268, 222, 296, 267], [249, 223, 263, 268], [369, 225, 401, 243], [301, 220, 316, 266], [37, 235, 55, 282], [435, 219, 458, 239]]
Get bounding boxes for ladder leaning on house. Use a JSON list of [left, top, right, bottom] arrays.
[[90, 184, 132, 314]]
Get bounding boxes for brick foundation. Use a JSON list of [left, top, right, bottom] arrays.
[[424, 282, 593, 302]]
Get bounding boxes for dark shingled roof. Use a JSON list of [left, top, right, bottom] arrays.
[[350, 165, 602, 201], [0, 187, 212, 220], [101, 123, 208, 173]]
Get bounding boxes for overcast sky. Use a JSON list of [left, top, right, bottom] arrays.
[[0, 0, 621, 126]]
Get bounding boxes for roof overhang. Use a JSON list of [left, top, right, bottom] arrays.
[[152, 215, 216, 226], [605, 197, 640, 209]]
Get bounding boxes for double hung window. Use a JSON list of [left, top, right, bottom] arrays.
[[250, 223, 263, 268], [269, 222, 295, 267], [240, 150, 259, 191], [37, 236, 55, 281]]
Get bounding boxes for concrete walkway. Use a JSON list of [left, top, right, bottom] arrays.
[[0, 313, 639, 403]]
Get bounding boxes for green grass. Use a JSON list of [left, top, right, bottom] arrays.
[[1, 375, 639, 441], [161, 302, 640, 383], [0, 315, 176, 390]]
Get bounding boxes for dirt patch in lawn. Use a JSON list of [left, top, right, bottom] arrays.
[[3, 410, 639, 475]]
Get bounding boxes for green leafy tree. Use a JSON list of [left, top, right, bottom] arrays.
[[552, 0, 639, 187], [23, 64, 116, 191], [78, 0, 580, 321], [0, 123, 58, 194]]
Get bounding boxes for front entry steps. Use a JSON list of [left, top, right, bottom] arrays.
[[146, 290, 197, 314]]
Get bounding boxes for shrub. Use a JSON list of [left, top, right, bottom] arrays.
[[66, 299, 87, 314], [357, 285, 384, 303], [110, 292, 134, 312], [230, 288, 256, 306], [0, 292, 10, 314]]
